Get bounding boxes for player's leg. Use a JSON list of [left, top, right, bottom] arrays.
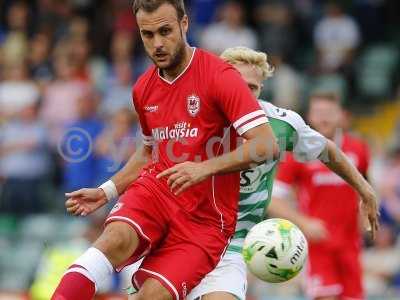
[[93, 221, 140, 266], [199, 292, 239, 300], [124, 268, 173, 300], [305, 245, 342, 300], [133, 245, 213, 300], [337, 244, 364, 300], [130, 278, 173, 300], [133, 214, 230, 300], [52, 183, 167, 300], [126, 276, 173, 300], [187, 252, 247, 300], [52, 221, 140, 300]]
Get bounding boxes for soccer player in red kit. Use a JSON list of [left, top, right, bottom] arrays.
[[270, 93, 371, 300], [51, 1, 279, 300]]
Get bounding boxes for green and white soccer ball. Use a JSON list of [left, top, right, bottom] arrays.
[[242, 218, 308, 283]]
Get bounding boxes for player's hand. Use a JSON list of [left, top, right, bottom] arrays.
[[301, 218, 328, 242], [65, 188, 108, 216], [156, 161, 213, 195], [360, 187, 379, 240]]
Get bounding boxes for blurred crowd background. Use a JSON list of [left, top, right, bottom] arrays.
[[0, 0, 400, 299]]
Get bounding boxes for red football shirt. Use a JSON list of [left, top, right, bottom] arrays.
[[275, 133, 370, 247], [132, 48, 268, 235]]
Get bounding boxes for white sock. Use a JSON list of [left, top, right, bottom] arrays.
[[74, 247, 114, 292]]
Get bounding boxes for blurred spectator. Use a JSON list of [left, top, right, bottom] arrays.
[[200, 1, 258, 54], [292, 0, 324, 38], [0, 62, 40, 119], [314, 2, 361, 73], [108, 29, 145, 83], [61, 91, 104, 192], [66, 16, 109, 92], [189, 0, 220, 28], [101, 60, 134, 116], [69, 36, 94, 82], [110, 30, 135, 64], [112, 1, 137, 33], [91, 0, 138, 57], [188, 0, 220, 43], [0, 91, 51, 215], [40, 39, 90, 146], [68, 17, 109, 87], [267, 55, 301, 110], [363, 224, 400, 296], [1, 31, 29, 66], [353, 0, 385, 42], [94, 108, 138, 186], [68, 15, 89, 40], [1, 1, 30, 66], [254, 1, 295, 58], [29, 32, 53, 83], [379, 146, 400, 229], [5, 1, 30, 33], [36, 0, 74, 41]]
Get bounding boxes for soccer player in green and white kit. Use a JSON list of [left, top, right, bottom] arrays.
[[186, 47, 378, 300], [127, 47, 378, 300], [186, 47, 327, 300]]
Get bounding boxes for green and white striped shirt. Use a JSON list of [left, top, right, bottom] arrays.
[[227, 101, 327, 253]]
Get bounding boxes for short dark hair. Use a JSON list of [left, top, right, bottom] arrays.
[[309, 92, 341, 106], [133, 0, 186, 21]]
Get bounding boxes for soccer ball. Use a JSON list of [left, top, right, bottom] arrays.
[[242, 218, 308, 283]]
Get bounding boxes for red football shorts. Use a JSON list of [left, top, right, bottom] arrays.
[[305, 242, 364, 300], [105, 181, 230, 300]]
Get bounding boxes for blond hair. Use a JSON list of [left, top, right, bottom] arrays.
[[220, 46, 274, 80]]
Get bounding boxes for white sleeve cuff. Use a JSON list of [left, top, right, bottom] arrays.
[[142, 133, 154, 146], [99, 180, 119, 201], [233, 110, 265, 129], [233, 110, 268, 136], [237, 116, 269, 135]]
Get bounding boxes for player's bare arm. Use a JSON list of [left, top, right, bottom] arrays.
[[65, 144, 152, 216], [271, 139, 379, 239], [268, 198, 329, 242], [157, 123, 279, 195], [321, 139, 379, 238]]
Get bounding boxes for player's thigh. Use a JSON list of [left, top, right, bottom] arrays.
[[103, 182, 170, 270], [187, 253, 247, 300], [135, 278, 172, 300], [306, 246, 342, 299], [200, 292, 239, 300], [338, 248, 363, 299], [93, 221, 140, 267], [134, 242, 218, 300]]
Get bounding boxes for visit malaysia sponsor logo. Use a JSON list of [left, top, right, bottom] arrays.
[[152, 121, 199, 141]]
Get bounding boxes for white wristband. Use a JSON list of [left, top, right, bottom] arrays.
[[99, 180, 118, 202]]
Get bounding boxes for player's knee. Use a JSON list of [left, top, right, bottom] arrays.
[[94, 222, 139, 265], [136, 288, 172, 300], [136, 278, 173, 300], [202, 292, 238, 300]]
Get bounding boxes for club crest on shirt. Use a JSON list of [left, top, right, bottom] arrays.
[[187, 94, 200, 117]]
